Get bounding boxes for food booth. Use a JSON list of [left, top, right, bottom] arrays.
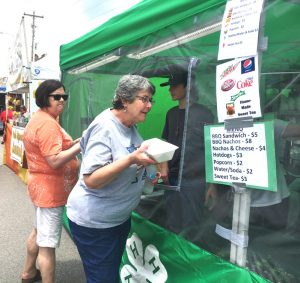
[[62, 0, 300, 282]]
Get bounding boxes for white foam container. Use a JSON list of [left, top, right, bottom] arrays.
[[142, 138, 178, 163]]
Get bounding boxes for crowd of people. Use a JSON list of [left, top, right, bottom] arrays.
[[1, 71, 295, 283], [0, 103, 30, 144]]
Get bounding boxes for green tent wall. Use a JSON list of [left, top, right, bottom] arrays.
[[60, 1, 300, 282]]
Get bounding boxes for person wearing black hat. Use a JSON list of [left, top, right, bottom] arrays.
[[159, 72, 188, 88], [159, 71, 214, 238]]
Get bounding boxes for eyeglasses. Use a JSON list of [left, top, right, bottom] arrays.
[[48, 94, 69, 101], [136, 96, 155, 104]]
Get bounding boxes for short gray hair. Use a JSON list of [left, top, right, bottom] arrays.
[[112, 75, 155, 109]]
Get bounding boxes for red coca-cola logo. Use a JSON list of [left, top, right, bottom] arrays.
[[221, 79, 235, 91], [237, 78, 253, 89]]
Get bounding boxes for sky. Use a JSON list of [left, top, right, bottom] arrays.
[[0, 0, 141, 76]]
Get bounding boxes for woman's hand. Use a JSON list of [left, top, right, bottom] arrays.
[[72, 138, 81, 145], [71, 129, 86, 146], [157, 162, 169, 185], [129, 145, 156, 167]]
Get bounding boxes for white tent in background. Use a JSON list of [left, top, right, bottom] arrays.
[[30, 54, 60, 81], [29, 54, 60, 114]]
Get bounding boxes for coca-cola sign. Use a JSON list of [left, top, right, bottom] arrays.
[[237, 78, 253, 89], [221, 79, 235, 91]]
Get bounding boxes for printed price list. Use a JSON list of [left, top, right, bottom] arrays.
[[210, 124, 268, 187], [218, 0, 264, 60]]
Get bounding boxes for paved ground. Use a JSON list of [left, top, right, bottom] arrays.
[[0, 142, 86, 282]]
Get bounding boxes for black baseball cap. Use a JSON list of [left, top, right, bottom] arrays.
[[160, 72, 187, 87]]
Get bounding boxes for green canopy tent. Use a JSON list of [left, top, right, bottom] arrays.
[[60, 0, 300, 282]]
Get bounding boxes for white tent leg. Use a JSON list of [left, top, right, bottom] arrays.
[[230, 185, 251, 267]]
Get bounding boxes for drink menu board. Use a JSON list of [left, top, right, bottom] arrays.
[[218, 0, 264, 60], [204, 121, 277, 191], [216, 56, 261, 122]]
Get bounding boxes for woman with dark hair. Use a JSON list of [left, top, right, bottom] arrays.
[[21, 79, 81, 283], [66, 74, 156, 283]]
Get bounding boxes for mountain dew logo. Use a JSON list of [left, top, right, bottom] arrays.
[[230, 90, 246, 101], [120, 233, 168, 282]]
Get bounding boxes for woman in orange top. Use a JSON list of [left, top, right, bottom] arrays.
[[21, 79, 81, 283]]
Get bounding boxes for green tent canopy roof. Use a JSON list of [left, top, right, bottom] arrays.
[[59, 0, 226, 71], [60, 0, 300, 75]]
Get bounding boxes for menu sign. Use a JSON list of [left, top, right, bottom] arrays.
[[218, 0, 264, 60], [216, 56, 261, 122], [204, 121, 277, 191]]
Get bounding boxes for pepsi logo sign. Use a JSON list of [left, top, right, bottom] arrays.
[[221, 79, 235, 91], [241, 57, 255, 74], [243, 59, 252, 69]]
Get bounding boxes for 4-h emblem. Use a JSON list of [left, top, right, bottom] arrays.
[[121, 233, 168, 282]]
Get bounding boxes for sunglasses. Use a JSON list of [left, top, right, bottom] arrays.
[[48, 94, 69, 101]]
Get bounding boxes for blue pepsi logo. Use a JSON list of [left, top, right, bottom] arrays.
[[243, 59, 252, 69], [241, 57, 255, 74]]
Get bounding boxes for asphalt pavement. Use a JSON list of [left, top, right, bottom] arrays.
[[0, 142, 86, 282]]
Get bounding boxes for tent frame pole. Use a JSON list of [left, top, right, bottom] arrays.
[[230, 185, 251, 266]]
